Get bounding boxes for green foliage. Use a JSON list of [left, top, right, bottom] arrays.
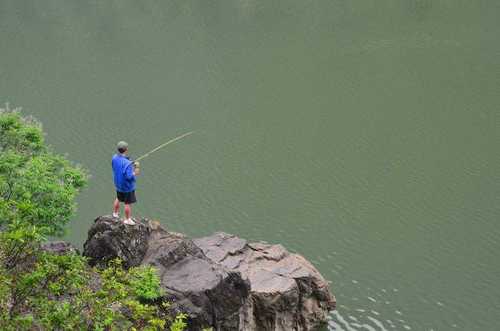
[[0, 221, 45, 271], [128, 264, 163, 301], [170, 313, 188, 331], [0, 105, 87, 236], [84, 260, 160, 330], [0, 104, 44, 154], [0, 228, 186, 330]]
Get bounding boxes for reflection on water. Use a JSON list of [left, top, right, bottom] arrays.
[[1, 1, 499, 330]]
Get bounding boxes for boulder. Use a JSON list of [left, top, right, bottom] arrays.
[[83, 216, 335, 330], [42, 241, 79, 255], [83, 216, 150, 268], [142, 222, 250, 330], [194, 233, 336, 331]]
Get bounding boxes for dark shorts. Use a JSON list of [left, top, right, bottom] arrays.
[[116, 190, 137, 204]]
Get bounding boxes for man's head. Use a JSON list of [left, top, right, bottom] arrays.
[[117, 141, 128, 154]]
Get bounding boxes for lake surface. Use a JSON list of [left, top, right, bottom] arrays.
[[1, 1, 499, 330]]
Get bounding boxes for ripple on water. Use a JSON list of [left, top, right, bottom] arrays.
[[329, 308, 417, 331], [327, 280, 424, 331]]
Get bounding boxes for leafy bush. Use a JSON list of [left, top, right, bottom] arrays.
[[0, 104, 87, 236], [0, 223, 187, 330], [128, 264, 163, 301]]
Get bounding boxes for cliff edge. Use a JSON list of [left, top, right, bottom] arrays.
[[83, 216, 336, 330]]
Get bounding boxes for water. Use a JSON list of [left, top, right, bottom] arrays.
[[1, 1, 499, 330]]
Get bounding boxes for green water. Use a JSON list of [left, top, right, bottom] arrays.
[[1, 1, 499, 330]]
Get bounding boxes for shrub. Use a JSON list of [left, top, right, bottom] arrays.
[[0, 228, 186, 330], [0, 104, 87, 236]]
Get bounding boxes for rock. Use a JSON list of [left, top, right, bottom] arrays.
[[83, 216, 250, 330], [42, 241, 79, 255], [142, 223, 250, 330], [83, 216, 335, 330], [194, 232, 336, 331], [83, 216, 150, 268]]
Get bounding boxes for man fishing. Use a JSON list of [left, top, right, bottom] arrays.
[[112, 141, 140, 225], [110, 132, 194, 225]]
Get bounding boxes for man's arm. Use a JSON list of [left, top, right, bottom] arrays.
[[124, 162, 136, 180]]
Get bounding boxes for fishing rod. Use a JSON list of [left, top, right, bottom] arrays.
[[134, 131, 195, 163]]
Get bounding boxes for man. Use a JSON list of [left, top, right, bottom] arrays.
[[112, 141, 140, 225]]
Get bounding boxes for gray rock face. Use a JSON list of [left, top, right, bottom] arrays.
[[194, 233, 336, 331], [142, 222, 250, 330], [42, 241, 79, 255], [83, 216, 335, 331], [83, 216, 150, 268]]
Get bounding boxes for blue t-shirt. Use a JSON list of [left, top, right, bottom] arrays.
[[112, 154, 136, 193]]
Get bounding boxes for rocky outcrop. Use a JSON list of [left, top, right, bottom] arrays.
[[83, 216, 335, 330], [142, 221, 250, 330], [83, 216, 249, 330], [83, 216, 150, 268], [194, 233, 335, 330]]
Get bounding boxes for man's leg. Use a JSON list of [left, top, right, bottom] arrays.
[[123, 192, 136, 225], [124, 203, 131, 220], [113, 198, 120, 217]]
